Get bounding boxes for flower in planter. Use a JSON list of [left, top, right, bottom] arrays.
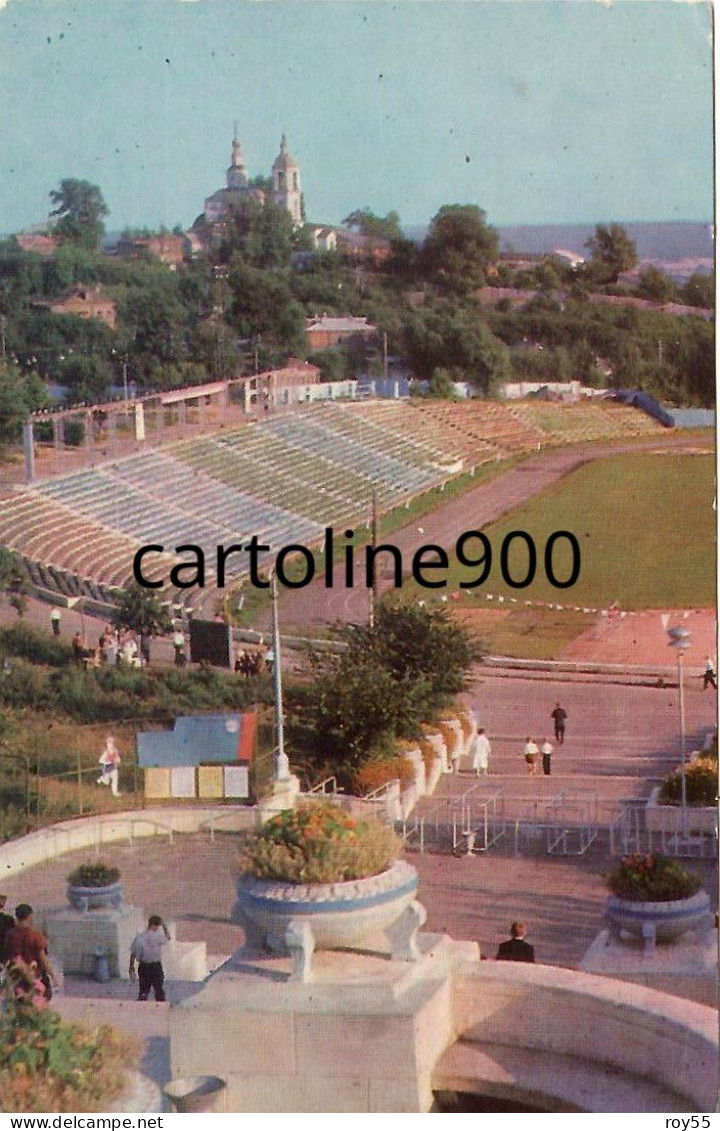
[[607, 854, 702, 903], [237, 800, 401, 885], [67, 862, 121, 888], [658, 757, 718, 808]]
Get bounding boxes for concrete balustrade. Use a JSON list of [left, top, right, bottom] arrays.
[[0, 806, 257, 880]]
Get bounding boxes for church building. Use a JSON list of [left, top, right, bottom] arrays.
[[200, 130, 303, 230]]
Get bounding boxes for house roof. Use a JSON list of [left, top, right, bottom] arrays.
[[306, 315, 375, 333]]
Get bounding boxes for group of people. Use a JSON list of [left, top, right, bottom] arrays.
[[522, 737, 554, 777], [464, 702, 568, 779], [0, 895, 57, 1006], [234, 645, 274, 678], [72, 624, 148, 670], [0, 894, 173, 1005]]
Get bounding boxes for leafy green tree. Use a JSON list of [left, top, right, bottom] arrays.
[[404, 299, 510, 393], [342, 209, 403, 243], [427, 367, 456, 398], [680, 271, 714, 310], [421, 205, 499, 292], [0, 363, 46, 453], [636, 266, 676, 304], [49, 179, 109, 251], [290, 604, 477, 772], [584, 223, 638, 284], [220, 198, 295, 269], [112, 582, 172, 638], [226, 260, 305, 356], [0, 547, 28, 617]]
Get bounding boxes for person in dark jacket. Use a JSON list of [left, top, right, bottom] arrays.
[[0, 894, 14, 957], [496, 921, 535, 963]]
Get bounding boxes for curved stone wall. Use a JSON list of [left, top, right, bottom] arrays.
[[0, 806, 259, 880], [433, 960, 717, 1112]]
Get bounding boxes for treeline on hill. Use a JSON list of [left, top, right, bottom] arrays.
[[0, 181, 714, 451]]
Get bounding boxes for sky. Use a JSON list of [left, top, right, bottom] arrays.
[[0, 0, 714, 234]]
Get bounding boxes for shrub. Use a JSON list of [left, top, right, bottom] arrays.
[[0, 973, 136, 1113], [607, 854, 702, 902], [0, 624, 73, 667], [67, 862, 120, 887], [419, 737, 441, 773], [354, 756, 415, 795], [658, 756, 718, 807], [237, 800, 401, 884]]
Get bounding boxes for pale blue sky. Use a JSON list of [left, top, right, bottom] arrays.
[[0, 0, 713, 233]]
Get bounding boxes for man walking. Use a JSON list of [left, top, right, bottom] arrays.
[[50, 608, 61, 637], [129, 915, 170, 1002], [703, 657, 717, 691], [551, 701, 567, 744], [541, 737, 553, 777]]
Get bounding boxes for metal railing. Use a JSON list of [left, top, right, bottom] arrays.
[[202, 807, 260, 838], [306, 776, 340, 796]]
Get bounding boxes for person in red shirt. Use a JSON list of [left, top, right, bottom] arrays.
[[3, 903, 56, 999]]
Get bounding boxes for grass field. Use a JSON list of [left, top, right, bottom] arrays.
[[407, 453, 715, 654]]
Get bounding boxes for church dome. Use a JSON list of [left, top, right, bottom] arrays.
[[272, 133, 298, 171]]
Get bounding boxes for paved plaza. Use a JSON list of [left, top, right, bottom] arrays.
[[2, 668, 715, 976]]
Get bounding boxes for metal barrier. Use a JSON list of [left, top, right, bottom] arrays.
[[452, 791, 506, 854], [608, 803, 717, 859], [545, 790, 599, 856], [400, 798, 455, 854]]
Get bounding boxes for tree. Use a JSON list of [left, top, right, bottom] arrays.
[[49, 179, 109, 251], [112, 582, 172, 638], [403, 299, 510, 394], [0, 363, 46, 454], [0, 547, 28, 617], [636, 266, 675, 304], [584, 223, 637, 284], [421, 205, 499, 292], [226, 260, 305, 356], [220, 198, 294, 269], [342, 209, 403, 243], [290, 604, 477, 774], [680, 271, 714, 310]]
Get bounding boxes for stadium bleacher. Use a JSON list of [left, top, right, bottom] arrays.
[[0, 398, 667, 609]]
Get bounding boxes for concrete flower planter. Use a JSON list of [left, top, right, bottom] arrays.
[[235, 860, 424, 979], [645, 786, 718, 836], [606, 889, 711, 951], [66, 881, 124, 913]]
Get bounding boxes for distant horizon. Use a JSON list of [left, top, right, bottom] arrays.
[[0, 2, 712, 234]]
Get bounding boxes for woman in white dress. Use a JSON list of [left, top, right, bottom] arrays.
[[471, 728, 491, 775]]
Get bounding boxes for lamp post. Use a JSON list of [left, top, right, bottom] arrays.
[[667, 625, 690, 840], [270, 571, 290, 783]]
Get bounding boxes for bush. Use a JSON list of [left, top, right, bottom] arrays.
[[354, 756, 415, 795], [607, 854, 701, 902], [0, 624, 73, 667], [237, 800, 401, 884], [67, 862, 120, 887], [0, 977, 136, 1113], [658, 756, 718, 807]]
